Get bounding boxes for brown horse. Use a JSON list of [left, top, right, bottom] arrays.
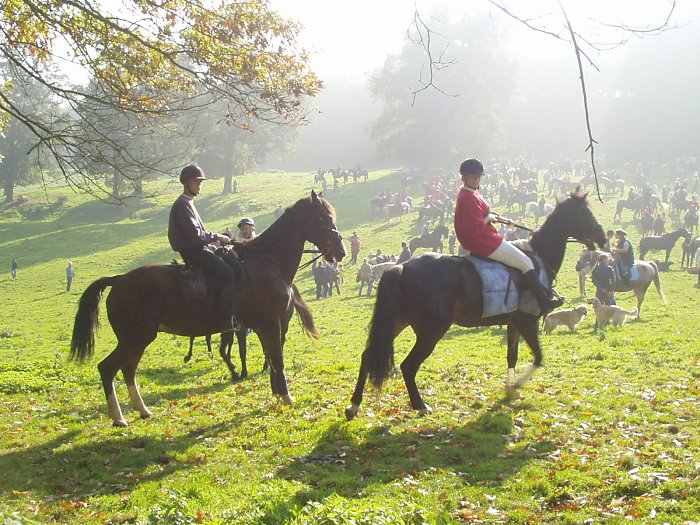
[[71, 191, 345, 426], [345, 190, 607, 420]]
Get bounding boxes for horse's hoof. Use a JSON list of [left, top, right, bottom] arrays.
[[183, 356, 191, 363], [139, 409, 153, 419], [417, 404, 433, 416], [112, 419, 129, 427], [505, 385, 521, 400], [231, 372, 242, 383], [278, 394, 295, 405], [344, 404, 359, 420]]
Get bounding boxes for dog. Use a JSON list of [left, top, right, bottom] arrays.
[[542, 304, 588, 334], [654, 259, 674, 272], [587, 297, 638, 328]]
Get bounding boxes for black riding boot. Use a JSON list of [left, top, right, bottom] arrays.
[[523, 269, 564, 316], [218, 286, 241, 333]]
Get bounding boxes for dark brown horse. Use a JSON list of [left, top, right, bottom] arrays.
[[408, 224, 448, 254], [71, 191, 345, 426], [184, 282, 309, 381], [345, 190, 607, 420], [638, 228, 690, 263]]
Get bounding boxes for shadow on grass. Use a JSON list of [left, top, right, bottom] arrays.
[[0, 418, 239, 499], [264, 399, 553, 521]]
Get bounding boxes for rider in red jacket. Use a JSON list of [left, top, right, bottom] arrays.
[[454, 158, 562, 315]]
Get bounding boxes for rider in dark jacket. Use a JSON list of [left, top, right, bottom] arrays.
[[168, 165, 238, 331]]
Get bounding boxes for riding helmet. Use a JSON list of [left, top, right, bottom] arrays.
[[238, 217, 255, 228], [179, 165, 206, 184]]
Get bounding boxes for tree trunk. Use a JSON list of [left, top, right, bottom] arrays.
[[133, 175, 144, 196], [3, 180, 14, 203], [223, 172, 232, 194], [111, 173, 121, 200]]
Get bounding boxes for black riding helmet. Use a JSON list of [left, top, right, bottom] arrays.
[[179, 165, 207, 184]]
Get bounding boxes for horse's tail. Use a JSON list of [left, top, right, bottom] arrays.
[[648, 261, 668, 305], [365, 266, 403, 390], [70, 277, 115, 362], [291, 283, 320, 340]]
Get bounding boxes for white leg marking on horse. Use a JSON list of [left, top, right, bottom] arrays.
[[128, 383, 152, 419], [278, 394, 295, 405], [344, 403, 360, 420], [107, 390, 128, 427], [506, 368, 515, 387], [515, 364, 538, 388], [417, 404, 433, 416]]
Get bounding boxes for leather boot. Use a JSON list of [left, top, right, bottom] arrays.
[[523, 269, 564, 316], [218, 286, 242, 332]]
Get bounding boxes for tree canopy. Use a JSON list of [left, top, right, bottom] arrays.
[[368, 13, 513, 168], [0, 0, 321, 200]]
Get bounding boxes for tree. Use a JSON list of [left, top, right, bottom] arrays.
[[0, 63, 59, 202], [0, 0, 321, 200], [368, 13, 513, 168]]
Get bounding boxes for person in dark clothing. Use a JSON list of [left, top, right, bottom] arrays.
[[397, 242, 412, 264], [168, 165, 238, 332], [590, 253, 617, 306], [313, 261, 331, 299], [612, 229, 634, 286]]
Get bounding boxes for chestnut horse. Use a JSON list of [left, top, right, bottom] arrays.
[[345, 191, 607, 420], [71, 191, 345, 426]]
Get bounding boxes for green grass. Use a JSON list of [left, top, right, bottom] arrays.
[[0, 170, 698, 524]]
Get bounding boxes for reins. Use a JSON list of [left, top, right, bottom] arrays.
[[299, 250, 323, 271]]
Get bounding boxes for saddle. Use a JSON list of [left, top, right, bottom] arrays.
[[458, 251, 549, 318], [170, 248, 246, 300]]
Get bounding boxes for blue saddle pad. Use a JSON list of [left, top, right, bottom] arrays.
[[629, 264, 640, 282], [464, 255, 548, 317]]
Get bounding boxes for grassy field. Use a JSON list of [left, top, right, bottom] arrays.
[[0, 169, 698, 524]]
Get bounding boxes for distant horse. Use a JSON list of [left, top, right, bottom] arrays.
[[639, 228, 690, 263], [386, 201, 411, 222], [507, 190, 538, 213], [370, 195, 389, 216], [575, 250, 667, 314], [684, 208, 698, 236], [600, 176, 625, 196], [681, 236, 700, 267], [614, 197, 644, 221], [417, 202, 446, 224], [345, 190, 607, 419], [408, 224, 449, 254], [527, 202, 553, 227], [71, 191, 345, 426]]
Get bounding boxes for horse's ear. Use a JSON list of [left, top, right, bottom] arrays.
[[311, 190, 321, 202]]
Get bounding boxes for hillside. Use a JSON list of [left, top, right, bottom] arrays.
[[0, 169, 698, 524]]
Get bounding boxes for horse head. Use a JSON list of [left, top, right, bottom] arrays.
[[546, 190, 607, 251], [303, 190, 346, 263]]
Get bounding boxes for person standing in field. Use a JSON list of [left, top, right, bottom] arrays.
[[349, 231, 361, 264], [66, 261, 75, 292], [11, 258, 18, 279], [590, 253, 616, 306]]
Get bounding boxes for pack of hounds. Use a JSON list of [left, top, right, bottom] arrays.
[[542, 297, 638, 334]]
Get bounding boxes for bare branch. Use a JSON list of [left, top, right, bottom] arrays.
[[407, 9, 457, 106]]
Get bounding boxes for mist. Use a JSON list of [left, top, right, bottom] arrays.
[[265, 2, 700, 173]]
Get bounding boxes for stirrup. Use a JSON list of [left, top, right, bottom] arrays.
[[220, 315, 243, 333]]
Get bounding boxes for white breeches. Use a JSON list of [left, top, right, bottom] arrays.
[[488, 240, 534, 273]]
